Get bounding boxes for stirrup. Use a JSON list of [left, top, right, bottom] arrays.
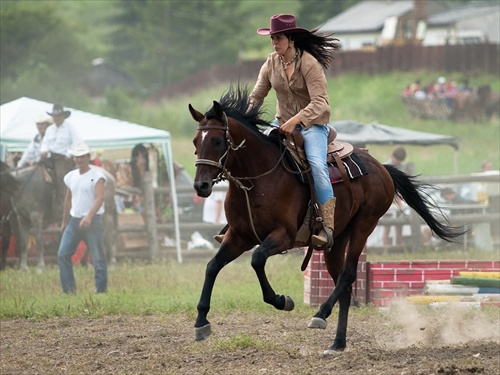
[[213, 234, 224, 244], [311, 227, 333, 250]]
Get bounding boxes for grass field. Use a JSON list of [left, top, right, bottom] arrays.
[[1, 247, 497, 320]]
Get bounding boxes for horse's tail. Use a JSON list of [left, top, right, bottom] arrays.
[[384, 164, 465, 242]]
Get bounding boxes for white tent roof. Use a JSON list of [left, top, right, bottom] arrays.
[[0, 96, 183, 263], [1, 97, 170, 151]]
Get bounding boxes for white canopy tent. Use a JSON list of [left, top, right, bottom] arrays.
[[0, 97, 182, 262]]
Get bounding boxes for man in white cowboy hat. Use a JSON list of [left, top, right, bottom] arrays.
[[16, 113, 53, 168], [40, 103, 81, 217], [58, 141, 108, 294]]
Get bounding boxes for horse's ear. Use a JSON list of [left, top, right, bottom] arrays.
[[212, 101, 224, 119], [189, 104, 204, 122]]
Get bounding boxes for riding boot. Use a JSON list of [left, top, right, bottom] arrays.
[[311, 197, 336, 248]]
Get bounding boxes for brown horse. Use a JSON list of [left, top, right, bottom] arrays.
[[0, 163, 20, 270], [189, 87, 463, 353]]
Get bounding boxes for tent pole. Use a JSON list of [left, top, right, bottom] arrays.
[[454, 149, 458, 175], [163, 139, 182, 263]]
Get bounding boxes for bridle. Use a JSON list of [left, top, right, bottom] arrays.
[[194, 111, 289, 243]]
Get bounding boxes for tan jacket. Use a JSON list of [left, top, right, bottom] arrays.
[[249, 50, 331, 129]]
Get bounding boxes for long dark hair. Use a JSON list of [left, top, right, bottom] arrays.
[[286, 30, 340, 69]]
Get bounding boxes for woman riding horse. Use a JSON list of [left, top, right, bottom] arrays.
[[189, 85, 463, 353]]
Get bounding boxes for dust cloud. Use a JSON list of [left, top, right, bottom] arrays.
[[382, 299, 500, 349]]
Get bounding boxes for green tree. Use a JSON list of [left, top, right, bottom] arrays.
[[0, 1, 89, 104], [108, 0, 248, 94]]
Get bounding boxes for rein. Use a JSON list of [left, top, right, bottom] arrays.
[[195, 115, 290, 244]]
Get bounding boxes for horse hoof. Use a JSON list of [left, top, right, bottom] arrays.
[[308, 317, 327, 330], [283, 296, 294, 311], [195, 324, 212, 341], [322, 347, 344, 356]]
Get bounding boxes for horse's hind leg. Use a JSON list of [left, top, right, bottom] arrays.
[[308, 235, 349, 329], [311, 221, 378, 353], [195, 234, 252, 341]]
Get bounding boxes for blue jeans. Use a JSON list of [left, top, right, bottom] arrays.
[[58, 215, 108, 293], [300, 124, 334, 204]]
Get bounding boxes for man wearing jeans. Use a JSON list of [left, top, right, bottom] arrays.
[[58, 142, 108, 293]]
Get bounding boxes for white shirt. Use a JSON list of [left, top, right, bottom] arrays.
[[17, 133, 43, 167], [202, 180, 228, 224], [41, 120, 81, 157], [64, 166, 107, 218]]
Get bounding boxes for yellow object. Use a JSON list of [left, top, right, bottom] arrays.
[[406, 295, 461, 304], [458, 271, 500, 279]]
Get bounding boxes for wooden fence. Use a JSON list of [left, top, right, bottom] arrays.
[[154, 43, 499, 99]]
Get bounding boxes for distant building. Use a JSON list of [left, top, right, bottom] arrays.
[[424, 4, 500, 46], [318, 0, 499, 51], [84, 58, 134, 97]]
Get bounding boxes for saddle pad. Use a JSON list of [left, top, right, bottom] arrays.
[[328, 152, 368, 185]]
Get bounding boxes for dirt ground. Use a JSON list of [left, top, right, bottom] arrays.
[[1, 301, 499, 375]]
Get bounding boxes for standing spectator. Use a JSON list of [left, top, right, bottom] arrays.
[[383, 147, 414, 246], [41, 104, 81, 216], [202, 180, 228, 225], [58, 142, 108, 294], [16, 114, 53, 168], [409, 79, 421, 95]]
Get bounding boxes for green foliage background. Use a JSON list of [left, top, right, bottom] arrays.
[[1, 0, 498, 177]]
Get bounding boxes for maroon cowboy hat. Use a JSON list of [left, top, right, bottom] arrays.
[[257, 14, 310, 36]]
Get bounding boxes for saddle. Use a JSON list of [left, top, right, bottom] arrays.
[[284, 125, 354, 165]]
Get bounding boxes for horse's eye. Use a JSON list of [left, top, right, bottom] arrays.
[[213, 138, 222, 147]]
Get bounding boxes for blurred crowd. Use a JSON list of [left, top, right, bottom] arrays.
[[401, 76, 473, 108]]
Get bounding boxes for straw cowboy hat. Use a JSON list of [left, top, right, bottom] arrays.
[[47, 103, 71, 118], [68, 142, 94, 158], [257, 14, 310, 36], [33, 113, 53, 125]]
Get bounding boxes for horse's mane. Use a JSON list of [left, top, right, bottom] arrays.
[[207, 85, 279, 144]]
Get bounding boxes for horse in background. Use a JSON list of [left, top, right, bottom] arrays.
[[1, 161, 117, 270], [452, 84, 499, 122], [0, 163, 20, 270]]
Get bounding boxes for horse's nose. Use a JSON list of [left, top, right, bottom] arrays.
[[193, 181, 211, 198]]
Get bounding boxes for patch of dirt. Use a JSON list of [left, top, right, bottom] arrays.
[[1, 303, 499, 375]]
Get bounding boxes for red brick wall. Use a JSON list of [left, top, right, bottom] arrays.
[[369, 260, 500, 307], [304, 252, 500, 308], [304, 248, 368, 307]]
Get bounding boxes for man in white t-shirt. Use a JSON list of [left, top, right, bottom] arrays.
[[57, 142, 108, 294]]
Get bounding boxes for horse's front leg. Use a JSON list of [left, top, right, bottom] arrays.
[[0, 221, 11, 270], [251, 229, 295, 311], [16, 215, 29, 271], [32, 213, 45, 272], [195, 234, 251, 341]]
